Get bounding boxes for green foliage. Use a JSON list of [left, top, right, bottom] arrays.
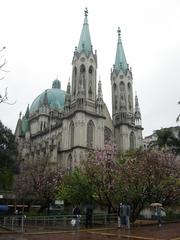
[[58, 168, 93, 205], [0, 120, 18, 190], [150, 128, 180, 154]]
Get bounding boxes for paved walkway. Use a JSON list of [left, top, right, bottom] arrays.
[[0, 223, 180, 240]]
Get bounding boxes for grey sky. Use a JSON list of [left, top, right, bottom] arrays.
[[0, 0, 180, 137]]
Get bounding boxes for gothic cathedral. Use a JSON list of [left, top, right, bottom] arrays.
[[15, 8, 143, 170]]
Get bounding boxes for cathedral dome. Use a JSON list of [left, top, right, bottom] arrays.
[[30, 79, 66, 114]]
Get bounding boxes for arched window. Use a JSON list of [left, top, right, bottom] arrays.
[[87, 120, 95, 148], [80, 64, 86, 89], [130, 131, 136, 150], [40, 122, 43, 131], [128, 82, 131, 91], [113, 83, 117, 111], [127, 83, 132, 110], [88, 66, 93, 99], [104, 127, 112, 143], [120, 81, 125, 91], [88, 86, 93, 99], [69, 121, 74, 148], [89, 66, 93, 74], [73, 67, 77, 95], [113, 83, 117, 93], [80, 64, 86, 73]]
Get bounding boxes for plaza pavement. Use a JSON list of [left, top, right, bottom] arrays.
[[1, 222, 180, 240]]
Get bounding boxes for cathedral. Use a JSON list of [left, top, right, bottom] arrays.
[[15, 8, 143, 169]]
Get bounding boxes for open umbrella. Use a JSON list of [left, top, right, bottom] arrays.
[[150, 203, 162, 207]]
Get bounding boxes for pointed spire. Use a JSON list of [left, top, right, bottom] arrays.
[[96, 77, 103, 113], [43, 90, 48, 105], [134, 94, 142, 126], [77, 8, 92, 54], [66, 81, 71, 94], [21, 105, 29, 134], [135, 94, 140, 113], [98, 77, 103, 100], [64, 81, 71, 112], [114, 27, 128, 73], [25, 104, 29, 119]]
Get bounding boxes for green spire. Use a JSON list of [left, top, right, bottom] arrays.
[[25, 104, 29, 119], [114, 27, 128, 73], [43, 90, 48, 105], [21, 105, 29, 134], [77, 8, 92, 54]]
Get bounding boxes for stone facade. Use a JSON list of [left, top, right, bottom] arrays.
[[15, 9, 143, 169]]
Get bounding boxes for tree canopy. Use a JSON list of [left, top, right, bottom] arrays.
[[57, 144, 180, 221], [14, 155, 64, 213], [150, 128, 180, 154], [118, 149, 180, 221], [0, 120, 18, 190]]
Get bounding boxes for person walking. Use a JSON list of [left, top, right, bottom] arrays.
[[72, 205, 81, 230], [156, 207, 162, 227], [85, 206, 93, 228], [117, 203, 122, 228], [126, 204, 131, 229]]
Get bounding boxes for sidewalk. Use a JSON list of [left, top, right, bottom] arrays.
[[1, 222, 180, 240]]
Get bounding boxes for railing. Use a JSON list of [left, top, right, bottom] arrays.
[[1, 213, 118, 232]]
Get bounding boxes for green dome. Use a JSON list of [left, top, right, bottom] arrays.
[[30, 80, 66, 114]]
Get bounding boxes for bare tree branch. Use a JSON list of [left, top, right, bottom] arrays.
[[0, 87, 16, 105], [0, 46, 15, 104], [177, 101, 180, 122], [0, 46, 6, 52]]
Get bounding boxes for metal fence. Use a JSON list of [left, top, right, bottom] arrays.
[[1, 213, 118, 232]]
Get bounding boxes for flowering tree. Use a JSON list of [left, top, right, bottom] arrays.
[[57, 145, 180, 221], [83, 143, 119, 213], [118, 149, 180, 221], [14, 155, 64, 213], [57, 143, 119, 213]]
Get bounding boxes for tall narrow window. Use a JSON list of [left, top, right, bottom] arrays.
[[73, 67, 77, 95], [127, 83, 132, 110], [87, 120, 95, 148], [80, 64, 86, 89], [104, 126, 112, 143], [130, 131, 136, 150], [88, 66, 93, 99], [120, 81, 125, 91], [69, 121, 74, 148], [113, 83, 117, 111]]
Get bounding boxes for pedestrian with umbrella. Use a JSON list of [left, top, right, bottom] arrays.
[[150, 203, 163, 227]]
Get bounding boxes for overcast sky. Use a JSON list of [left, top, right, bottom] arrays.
[[0, 0, 180, 137]]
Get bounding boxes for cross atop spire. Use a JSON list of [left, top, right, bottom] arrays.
[[77, 8, 93, 54], [117, 27, 121, 40], [114, 27, 128, 73], [84, 7, 88, 16]]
